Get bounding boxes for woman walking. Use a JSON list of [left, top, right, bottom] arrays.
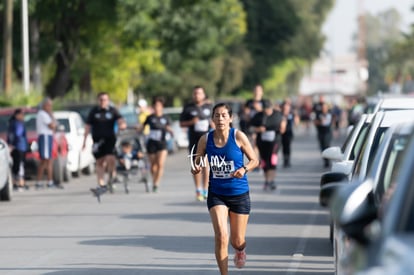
[[191, 103, 258, 274], [7, 109, 29, 190], [142, 97, 174, 192]]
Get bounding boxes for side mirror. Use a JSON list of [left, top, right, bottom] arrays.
[[320, 171, 348, 187], [322, 146, 343, 162], [331, 179, 378, 245], [331, 160, 353, 176], [320, 181, 347, 207]]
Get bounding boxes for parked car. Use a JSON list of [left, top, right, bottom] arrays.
[[322, 114, 373, 177], [321, 110, 414, 274], [66, 103, 139, 143], [0, 138, 13, 201], [327, 122, 414, 274], [64, 103, 95, 123], [0, 107, 69, 184], [163, 107, 189, 151], [372, 95, 414, 114], [54, 111, 95, 177], [320, 114, 373, 243]]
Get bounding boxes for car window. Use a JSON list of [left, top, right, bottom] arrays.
[[341, 124, 356, 152], [354, 126, 388, 177], [375, 136, 408, 205], [350, 122, 370, 160], [57, 118, 70, 133], [120, 106, 138, 127], [366, 127, 388, 171], [0, 115, 11, 133], [24, 114, 37, 131]]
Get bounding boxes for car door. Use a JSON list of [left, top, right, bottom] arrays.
[[0, 140, 9, 189]]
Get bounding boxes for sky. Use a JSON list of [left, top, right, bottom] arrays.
[[322, 0, 414, 56]]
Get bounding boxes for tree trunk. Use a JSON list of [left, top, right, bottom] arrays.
[[45, 52, 72, 98], [2, 0, 13, 94]]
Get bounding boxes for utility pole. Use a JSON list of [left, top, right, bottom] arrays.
[[3, 0, 13, 95], [22, 0, 30, 94]]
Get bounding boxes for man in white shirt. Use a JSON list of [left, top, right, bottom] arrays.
[[35, 97, 58, 188]]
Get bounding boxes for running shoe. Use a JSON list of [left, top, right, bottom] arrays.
[[35, 183, 44, 189], [234, 249, 246, 268], [202, 190, 208, 200], [196, 194, 204, 201], [47, 183, 64, 189], [270, 181, 277, 191], [152, 185, 158, 193], [90, 185, 108, 203]]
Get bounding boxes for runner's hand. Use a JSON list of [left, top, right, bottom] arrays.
[[191, 164, 202, 175]]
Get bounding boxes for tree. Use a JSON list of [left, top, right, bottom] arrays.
[[352, 8, 403, 94], [240, 0, 333, 99]]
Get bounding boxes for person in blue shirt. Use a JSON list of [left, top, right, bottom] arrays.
[[7, 108, 29, 190], [191, 102, 259, 274]]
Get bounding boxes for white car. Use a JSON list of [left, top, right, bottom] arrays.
[[0, 138, 12, 201], [54, 111, 95, 177], [163, 107, 189, 149]]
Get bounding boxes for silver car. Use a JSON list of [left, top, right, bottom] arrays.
[[0, 138, 13, 201]]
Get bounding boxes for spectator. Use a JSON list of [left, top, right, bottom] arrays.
[[7, 108, 29, 191], [35, 98, 60, 189]]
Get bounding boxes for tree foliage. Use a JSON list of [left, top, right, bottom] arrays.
[[0, 0, 333, 104], [354, 8, 404, 94]]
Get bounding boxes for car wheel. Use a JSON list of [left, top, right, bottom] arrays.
[[0, 169, 12, 201], [53, 157, 63, 185], [63, 158, 71, 182]]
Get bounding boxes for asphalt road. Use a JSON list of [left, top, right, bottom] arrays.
[[0, 127, 342, 275]]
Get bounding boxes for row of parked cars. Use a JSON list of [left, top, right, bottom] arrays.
[[318, 96, 414, 274], [0, 103, 191, 202]]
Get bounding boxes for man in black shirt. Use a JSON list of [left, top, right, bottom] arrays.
[[83, 92, 126, 201], [180, 86, 213, 201]]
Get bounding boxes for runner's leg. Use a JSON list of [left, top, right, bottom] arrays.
[[209, 205, 230, 275]]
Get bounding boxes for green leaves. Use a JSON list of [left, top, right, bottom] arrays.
[[3, 0, 333, 103]]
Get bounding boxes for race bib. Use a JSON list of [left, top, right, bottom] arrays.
[[211, 160, 235, 179], [149, 129, 162, 141], [261, 130, 275, 141], [195, 119, 209, 132]]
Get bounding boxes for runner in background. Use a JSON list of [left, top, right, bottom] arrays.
[[180, 86, 213, 201], [250, 100, 286, 190], [84, 92, 126, 201], [141, 96, 173, 193]]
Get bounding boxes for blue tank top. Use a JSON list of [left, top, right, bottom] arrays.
[[207, 128, 248, 196]]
